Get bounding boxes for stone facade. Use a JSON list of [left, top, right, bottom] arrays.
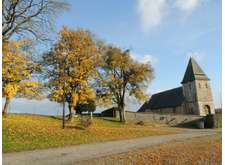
[[138, 57, 215, 116]]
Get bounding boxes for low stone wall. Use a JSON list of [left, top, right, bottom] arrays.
[[126, 111, 204, 127]]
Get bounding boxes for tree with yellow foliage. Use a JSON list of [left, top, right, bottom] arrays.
[[2, 40, 42, 116], [42, 27, 99, 120], [97, 46, 154, 122]]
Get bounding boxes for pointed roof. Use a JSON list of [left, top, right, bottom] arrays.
[[181, 57, 209, 84]]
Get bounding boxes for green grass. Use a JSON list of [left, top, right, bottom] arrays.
[[3, 114, 181, 153]]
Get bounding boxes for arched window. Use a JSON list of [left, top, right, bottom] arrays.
[[204, 105, 211, 115], [198, 83, 201, 88], [205, 83, 208, 88]]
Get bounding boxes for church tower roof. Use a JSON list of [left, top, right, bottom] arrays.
[[181, 57, 209, 84]]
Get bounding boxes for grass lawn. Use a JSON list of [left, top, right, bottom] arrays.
[[77, 134, 221, 165], [3, 114, 181, 153]]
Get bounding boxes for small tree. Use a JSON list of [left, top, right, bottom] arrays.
[[76, 100, 96, 115], [42, 27, 100, 121], [76, 100, 96, 119], [97, 46, 154, 122], [2, 40, 42, 116]]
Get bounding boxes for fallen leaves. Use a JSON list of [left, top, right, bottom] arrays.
[[3, 115, 181, 152], [77, 134, 221, 165]]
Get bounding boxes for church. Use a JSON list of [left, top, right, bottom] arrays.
[[138, 57, 215, 116]]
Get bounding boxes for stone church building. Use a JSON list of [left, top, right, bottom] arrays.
[[138, 57, 215, 116]]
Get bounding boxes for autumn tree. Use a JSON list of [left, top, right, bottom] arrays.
[[2, 40, 42, 116], [97, 46, 154, 122], [2, 0, 69, 42], [42, 27, 100, 121]]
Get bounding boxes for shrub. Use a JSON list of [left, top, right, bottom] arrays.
[[75, 117, 92, 130], [136, 121, 144, 126], [76, 100, 96, 114]]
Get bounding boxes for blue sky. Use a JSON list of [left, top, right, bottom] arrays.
[[54, 0, 221, 108]]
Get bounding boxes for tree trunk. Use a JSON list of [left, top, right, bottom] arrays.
[[90, 111, 93, 120], [119, 109, 122, 122], [68, 104, 73, 121], [3, 98, 11, 116], [122, 107, 126, 123], [118, 106, 126, 123]]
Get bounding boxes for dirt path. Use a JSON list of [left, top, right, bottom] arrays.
[[3, 129, 220, 165]]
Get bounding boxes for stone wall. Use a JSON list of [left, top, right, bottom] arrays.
[[126, 111, 203, 127]]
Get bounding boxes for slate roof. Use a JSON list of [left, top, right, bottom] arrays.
[[137, 87, 184, 112], [181, 57, 209, 84]]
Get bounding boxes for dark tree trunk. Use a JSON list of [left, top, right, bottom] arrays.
[[68, 104, 73, 121], [122, 107, 126, 123], [119, 109, 122, 122], [121, 84, 126, 123], [118, 105, 126, 123], [3, 98, 11, 116]]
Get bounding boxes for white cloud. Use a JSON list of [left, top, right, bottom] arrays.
[[131, 52, 158, 66], [175, 0, 202, 12], [186, 51, 205, 62], [137, 0, 167, 31], [136, 0, 203, 31]]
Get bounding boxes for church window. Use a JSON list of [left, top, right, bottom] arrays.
[[198, 83, 201, 88], [205, 83, 208, 88]]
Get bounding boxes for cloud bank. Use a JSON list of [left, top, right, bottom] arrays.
[[175, 0, 201, 12], [131, 52, 158, 67], [137, 0, 203, 31]]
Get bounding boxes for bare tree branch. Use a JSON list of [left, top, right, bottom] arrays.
[[2, 0, 69, 43]]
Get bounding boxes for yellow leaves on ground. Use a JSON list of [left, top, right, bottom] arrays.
[[3, 115, 181, 153], [78, 135, 221, 165]]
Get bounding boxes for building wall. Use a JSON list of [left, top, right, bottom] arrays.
[[126, 111, 203, 126], [194, 80, 215, 116], [182, 81, 200, 115], [182, 82, 197, 102], [182, 79, 215, 116]]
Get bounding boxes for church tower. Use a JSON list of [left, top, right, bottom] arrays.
[[181, 57, 215, 116]]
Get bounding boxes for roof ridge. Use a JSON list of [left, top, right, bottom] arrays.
[[181, 57, 209, 83], [151, 87, 182, 96]]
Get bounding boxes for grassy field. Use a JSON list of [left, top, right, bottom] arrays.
[[3, 114, 181, 153], [78, 134, 221, 165]]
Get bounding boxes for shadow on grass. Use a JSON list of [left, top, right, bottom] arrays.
[[50, 115, 71, 121], [174, 118, 205, 129], [50, 116, 62, 120], [102, 117, 122, 123], [65, 125, 85, 130]]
